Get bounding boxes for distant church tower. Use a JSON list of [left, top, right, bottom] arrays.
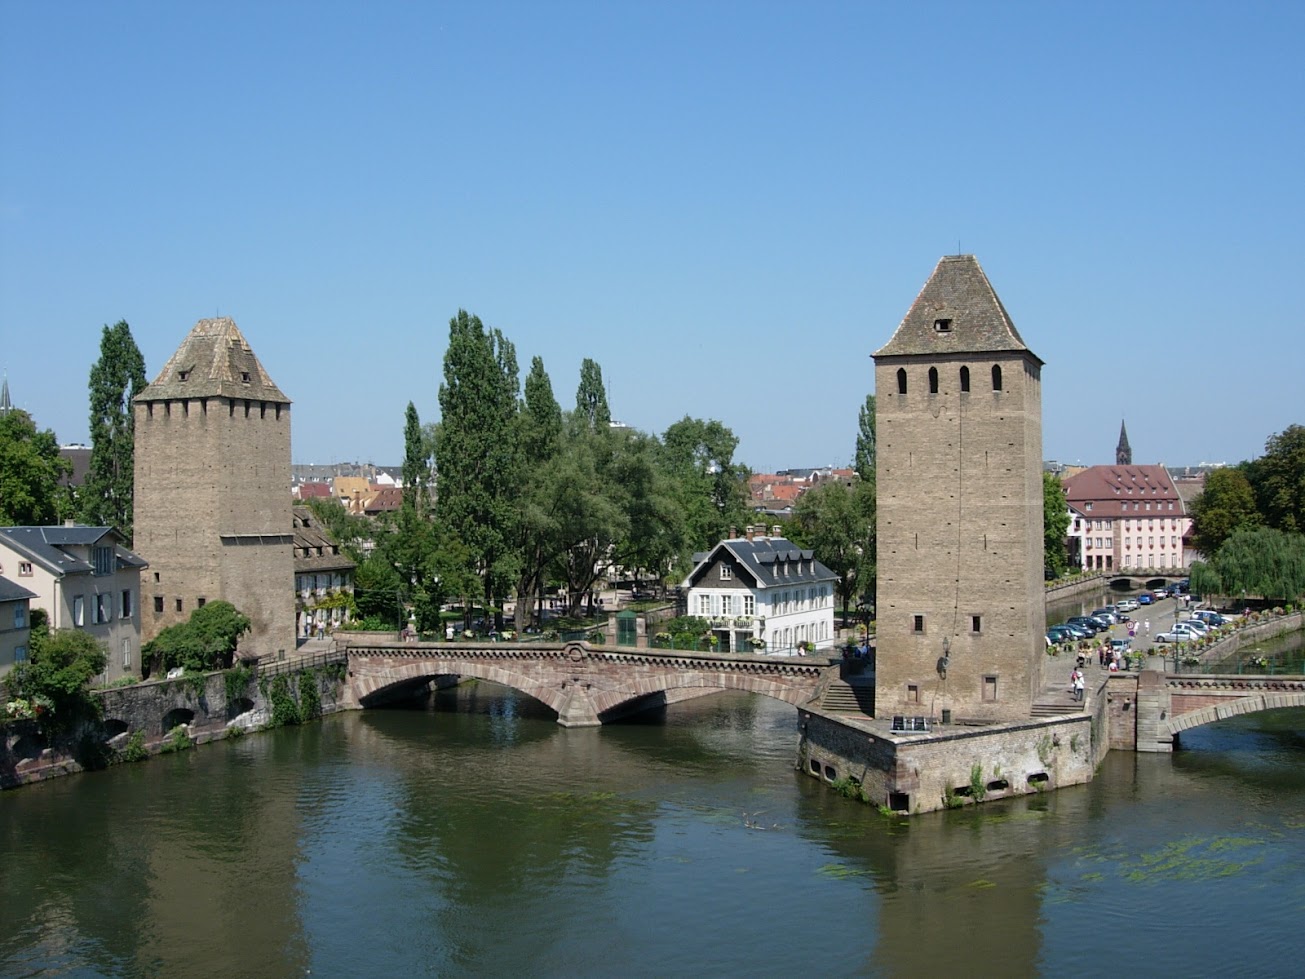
[[133, 318, 295, 660], [873, 256, 1046, 723], [1116, 420, 1132, 466]]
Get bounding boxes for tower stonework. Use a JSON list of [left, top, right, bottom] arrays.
[[873, 256, 1046, 723], [133, 318, 295, 661]]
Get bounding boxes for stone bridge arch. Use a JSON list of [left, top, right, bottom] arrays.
[[1134, 673, 1305, 751], [343, 640, 835, 727]]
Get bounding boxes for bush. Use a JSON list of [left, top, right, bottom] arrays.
[[121, 730, 148, 762]]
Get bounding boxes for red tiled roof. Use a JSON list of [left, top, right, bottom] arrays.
[[1062, 465, 1186, 519]]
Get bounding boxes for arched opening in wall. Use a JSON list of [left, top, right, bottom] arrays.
[[228, 697, 255, 719], [823, 764, 837, 781], [1027, 772, 1050, 787], [986, 778, 1009, 793], [161, 707, 195, 735], [928, 367, 939, 394], [888, 791, 910, 812], [960, 366, 970, 392], [991, 365, 1003, 391], [103, 718, 129, 740], [897, 368, 907, 394], [809, 759, 821, 774]]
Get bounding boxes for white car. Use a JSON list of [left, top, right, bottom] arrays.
[[1115, 599, 1140, 612], [1156, 622, 1204, 643], [1176, 619, 1211, 636]]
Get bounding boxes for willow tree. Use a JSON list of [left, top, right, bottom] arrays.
[[1189, 526, 1305, 603], [81, 321, 147, 541]]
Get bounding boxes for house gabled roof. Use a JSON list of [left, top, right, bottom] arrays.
[[0, 525, 148, 577], [291, 506, 357, 575], [0, 575, 38, 603], [874, 254, 1041, 363], [1061, 465, 1186, 520], [136, 317, 289, 404], [682, 535, 839, 591]]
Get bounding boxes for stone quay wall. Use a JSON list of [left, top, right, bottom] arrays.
[[1, 662, 346, 789], [797, 707, 1098, 816]]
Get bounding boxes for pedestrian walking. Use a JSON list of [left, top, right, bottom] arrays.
[[1072, 669, 1085, 702], [1144, 619, 1150, 634]]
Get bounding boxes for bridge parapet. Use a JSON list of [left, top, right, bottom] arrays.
[[343, 640, 837, 726]]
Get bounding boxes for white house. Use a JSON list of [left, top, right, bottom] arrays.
[[0, 575, 37, 679], [0, 524, 148, 684], [681, 526, 838, 654]]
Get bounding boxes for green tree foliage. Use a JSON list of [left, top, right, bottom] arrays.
[[434, 310, 522, 626], [610, 429, 684, 595], [1189, 526, 1305, 603], [80, 321, 147, 541], [854, 394, 876, 482], [512, 357, 565, 631], [304, 497, 371, 562], [352, 550, 405, 627], [4, 629, 106, 732], [401, 401, 430, 514], [1242, 424, 1305, 535], [791, 480, 869, 620], [550, 418, 628, 616], [0, 409, 72, 525], [1189, 467, 1260, 557], [658, 416, 750, 562], [142, 600, 251, 673], [1043, 471, 1071, 577], [575, 357, 611, 429]]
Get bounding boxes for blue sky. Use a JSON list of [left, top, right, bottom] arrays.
[[2, 2, 1301, 473]]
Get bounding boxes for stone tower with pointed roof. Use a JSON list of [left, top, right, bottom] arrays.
[[873, 256, 1046, 723], [133, 318, 294, 660], [1116, 420, 1132, 466]]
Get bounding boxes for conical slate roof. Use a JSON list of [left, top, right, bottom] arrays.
[[874, 254, 1041, 363], [136, 318, 290, 404]]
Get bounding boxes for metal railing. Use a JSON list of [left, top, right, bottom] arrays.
[[254, 648, 347, 679]]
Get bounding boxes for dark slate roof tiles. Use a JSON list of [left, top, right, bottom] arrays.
[[874, 254, 1041, 363], [136, 318, 290, 404]]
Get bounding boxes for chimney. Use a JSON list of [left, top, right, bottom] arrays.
[[772, 524, 782, 538], [729, 526, 737, 540], [746, 526, 755, 542]]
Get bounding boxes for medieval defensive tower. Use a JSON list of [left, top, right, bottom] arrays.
[[133, 318, 294, 660], [873, 256, 1046, 723]]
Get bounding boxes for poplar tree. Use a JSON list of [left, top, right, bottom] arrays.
[[512, 358, 564, 630], [81, 321, 146, 541], [854, 394, 876, 482], [434, 310, 521, 627], [401, 401, 427, 513], [575, 358, 611, 429]]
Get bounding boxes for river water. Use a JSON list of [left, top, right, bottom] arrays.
[[3, 679, 1305, 978]]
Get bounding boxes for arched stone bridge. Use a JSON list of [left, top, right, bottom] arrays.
[[1133, 672, 1305, 752], [341, 639, 837, 727]]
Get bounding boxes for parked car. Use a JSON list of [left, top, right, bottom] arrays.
[[1060, 623, 1093, 640], [1109, 638, 1132, 654], [1091, 608, 1119, 625], [1115, 598, 1140, 612], [1137, 593, 1154, 606], [1047, 627, 1075, 645], [1175, 619, 1210, 636], [1156, 622, 1204, 643], [1153, 588, 1170, 599], [1193, 610, 1227, 627], [1068, 615, 1108, 634]]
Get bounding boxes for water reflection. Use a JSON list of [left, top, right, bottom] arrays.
[[2, 685, 1304, 977]]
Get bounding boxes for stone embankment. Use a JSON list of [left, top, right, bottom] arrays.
[[1, 650, 347, 789]]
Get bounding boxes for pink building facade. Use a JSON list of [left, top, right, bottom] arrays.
[[1062, 465, 1192, 572]]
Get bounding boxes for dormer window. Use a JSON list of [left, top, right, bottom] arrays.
[[933, 318, 953, 333], [241, 371, 251, 384], [178, 370, 189, 382]]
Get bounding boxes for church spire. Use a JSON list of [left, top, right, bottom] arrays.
[[1116, 420, 1132, 466], [0, 373, 12, 414]]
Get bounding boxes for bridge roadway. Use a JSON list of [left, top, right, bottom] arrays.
[[341, 639, 838, 727]]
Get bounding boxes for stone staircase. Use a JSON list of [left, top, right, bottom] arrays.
[[1030, 699, 1083, 718], [821, 679, 875, 714]]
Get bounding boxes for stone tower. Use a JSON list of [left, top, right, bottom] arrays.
[[1116, 420, 1132, 466], [133, 318, 295, 661], [873, 256, 1046, 723]]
